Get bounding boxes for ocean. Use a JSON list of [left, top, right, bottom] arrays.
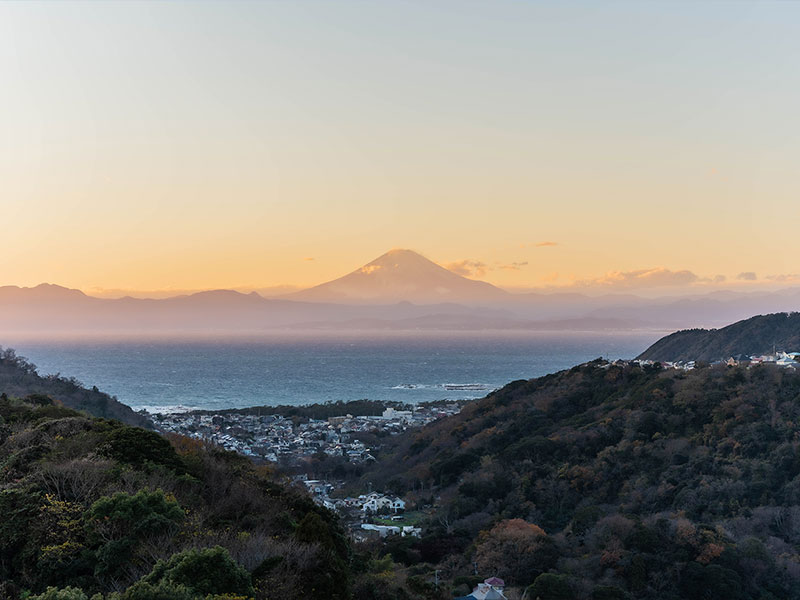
[[5, 331, 662, 413]]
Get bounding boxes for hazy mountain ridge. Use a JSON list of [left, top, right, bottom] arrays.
[[3, 250, 800, 333], [0, 284, 527, 333], [637, 312, 800, 362]]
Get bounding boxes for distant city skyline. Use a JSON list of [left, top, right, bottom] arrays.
[[2, 2, 799, 293]]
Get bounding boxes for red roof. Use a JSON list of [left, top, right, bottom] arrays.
[[484, 577, 505, 587]]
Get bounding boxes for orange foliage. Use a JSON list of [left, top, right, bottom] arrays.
[[696, 543, 725, 565], [167, 433, 204, 456]]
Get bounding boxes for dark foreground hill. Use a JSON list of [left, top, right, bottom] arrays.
[[0, 396, 352, 599], [365, 360, 800, 599], [638, 312, 800, 362], [0, 347, 150, 428]]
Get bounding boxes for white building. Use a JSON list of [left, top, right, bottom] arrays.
[[382, 407, 413, 420], [361, 493, 405, 513]]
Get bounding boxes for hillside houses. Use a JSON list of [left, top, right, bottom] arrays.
[[360, 523, 421, 538], [361, 491, 406, 514], [296, 477, 420, 538], [632, 350, 800, 371]]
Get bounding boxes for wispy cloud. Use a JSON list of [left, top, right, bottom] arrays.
[[766, 273, 800, 283], [737, 271, 757, 281], [573, 267, 700, 290], [303, 257, 315, 261], [444, 260, 489, 277], [445, 259, 529, 277], [497, 261, 529, 271], [519, 241, 558, 249]]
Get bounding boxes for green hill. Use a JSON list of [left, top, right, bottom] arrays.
[[0, 347, 151, 428], [364, 360, 800, 599], [637, 312, 800, 362], [0, 395, 351, 600]]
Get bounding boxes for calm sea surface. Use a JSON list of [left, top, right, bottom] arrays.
[[5, 332, 662, 413]]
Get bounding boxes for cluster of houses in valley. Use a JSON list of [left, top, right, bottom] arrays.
[[298, 476, 423, 538], [148, 402, 468, 544], [150, 403, 463, 464]]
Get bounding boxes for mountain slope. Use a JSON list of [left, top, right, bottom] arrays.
[[0, 347, 151, 428], [363, 361, 800, 598], [288, 249, 509, 304], [637, 312, 800, 362], [0, 395, 350, 599]]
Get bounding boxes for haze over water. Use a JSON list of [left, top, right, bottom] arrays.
[[7, 332, 660, 413]]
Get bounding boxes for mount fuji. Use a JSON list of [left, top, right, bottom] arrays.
[[287, 249, 509, 304]]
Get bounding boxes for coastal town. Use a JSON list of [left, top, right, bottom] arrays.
[[150, 403, 464, 463], [149, 402, 467, 538], [147, 352, 800, 549]]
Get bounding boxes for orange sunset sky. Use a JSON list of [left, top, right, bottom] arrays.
[[2, 2, 799, 297]]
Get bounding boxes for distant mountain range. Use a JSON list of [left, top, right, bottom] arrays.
[[0, 283, 511, 333], [2, 249, 800, 334], [638, 312, 800, 362]]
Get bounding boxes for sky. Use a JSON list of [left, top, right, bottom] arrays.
[[2, 1, 800, 296]]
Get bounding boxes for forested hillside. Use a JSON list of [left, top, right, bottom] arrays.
[[0, 347, 150, 428], [638, 312, 800, 362], [7, 346, 800, 599], [365, 360, 800, 599], [0, 396, 352, 599]]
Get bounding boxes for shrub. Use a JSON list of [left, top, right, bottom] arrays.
[[139, 546, 254, 597], [29, 587, 91, 600], [84, 489, 184, 577], [527, 573, 572, 600], [116, 581, 195, 600], [592, 586, 628, 600], [100, 427, 183, 471]]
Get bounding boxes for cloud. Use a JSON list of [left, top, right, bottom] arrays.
[[303, 257, 315, 261], [497, 261, 529, 271], [574, 267, 700, 290], [518, 242, 558, 249], [446, 259, 529, 277], [737, 272, 757, 281], [697, 274, 728, 284], [445, 260, 489, 277], [766, 273, 800, 283]]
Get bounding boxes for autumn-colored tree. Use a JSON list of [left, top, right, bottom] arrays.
[[474, 519, 557, 585]]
